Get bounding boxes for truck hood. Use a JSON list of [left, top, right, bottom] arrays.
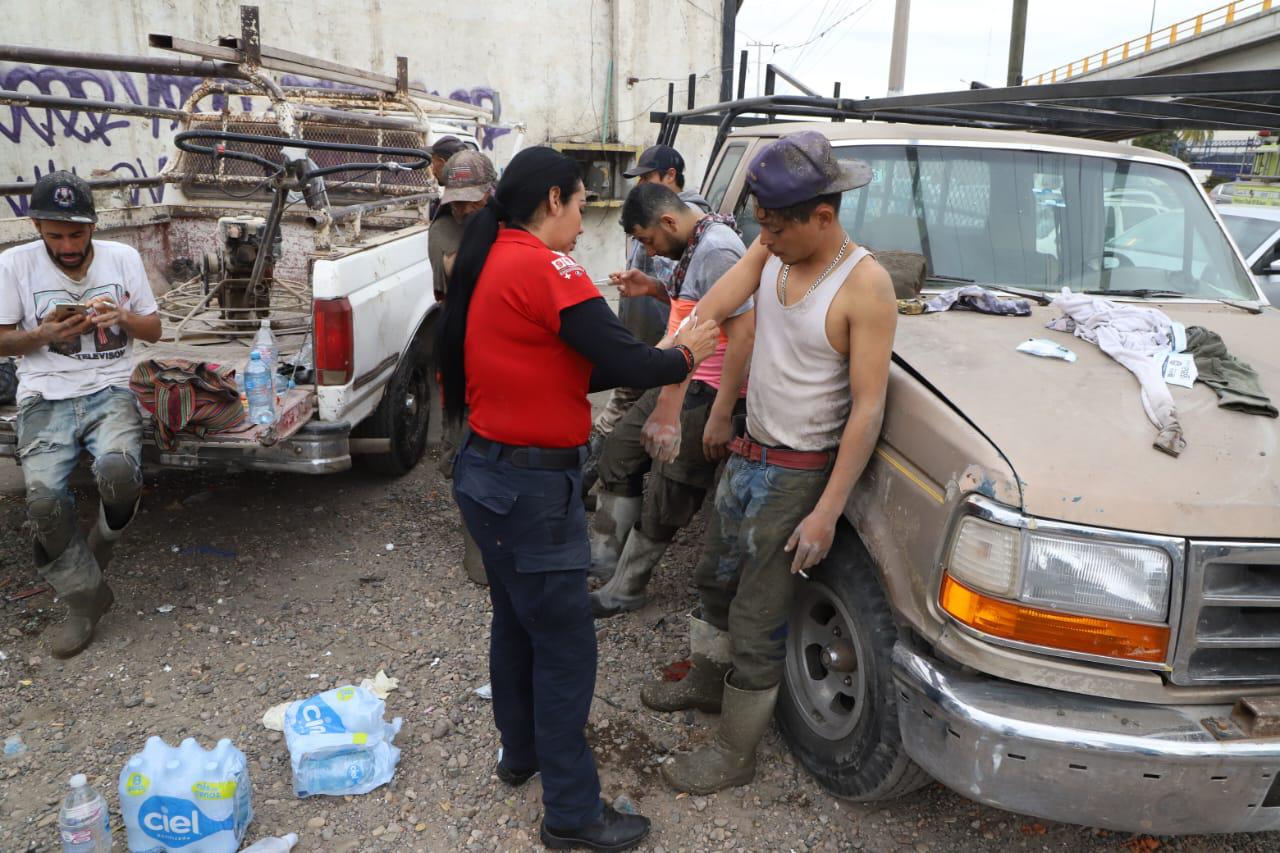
[[893, 302, 1280, 538]]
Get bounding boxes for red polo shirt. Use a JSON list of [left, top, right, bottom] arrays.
[[465, 228, 601, 448]]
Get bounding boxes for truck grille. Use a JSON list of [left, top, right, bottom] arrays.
[[1171, 542, 1280, 686]]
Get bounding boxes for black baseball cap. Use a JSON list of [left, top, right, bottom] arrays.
[[28, 171, 97, 224], [429, 136, 468, 160], [624, 144, 685, 179]]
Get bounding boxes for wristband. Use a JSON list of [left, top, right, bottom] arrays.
[[673, 344, 695, 374]]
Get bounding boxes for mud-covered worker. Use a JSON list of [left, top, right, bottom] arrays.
[[642, 132, 896, 796], [582, 145, 714, 489], [437, 146, 718, 851], [429, 150, 498, 587], [588, 182, 753, 617], [0, 171, 161, 659]]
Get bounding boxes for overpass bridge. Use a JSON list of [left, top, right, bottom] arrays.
[[1026, 1, 1280, 84]]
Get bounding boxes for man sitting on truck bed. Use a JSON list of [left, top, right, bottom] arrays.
[[0, 171, 161, 658], [641, 133, 897, 795], [588, 181, 753, 617]]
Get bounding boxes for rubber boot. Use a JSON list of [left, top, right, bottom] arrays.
[[590, 528, 669, 618], [39, 538, 115, 659], [641, 611, 731, 713], [49, 580, 115, 659], [660, 673, 779, 795], [85, 499, 135, 574], [588, 492, 640, 580], [462, 526, 488, 586]]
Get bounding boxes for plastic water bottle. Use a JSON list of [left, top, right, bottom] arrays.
[[240, 833, 299, 852], [245, 351, 275, 426], [58, 773, 111, 852], [252, 319, 278, 376], [294, 749, 376, 796]]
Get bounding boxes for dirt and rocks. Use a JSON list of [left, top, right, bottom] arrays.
[[0, 452, 1276, 852]]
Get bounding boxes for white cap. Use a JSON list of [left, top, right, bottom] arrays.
[[283, 833, 299, 846], [69, 773, 87, 787]]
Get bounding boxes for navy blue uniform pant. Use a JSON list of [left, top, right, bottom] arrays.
[[452, 437, 602, 829]]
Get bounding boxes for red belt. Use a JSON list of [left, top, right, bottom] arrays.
[[729, 435, 832, 471]]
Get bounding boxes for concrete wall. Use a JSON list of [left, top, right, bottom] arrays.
[[0, 0, 729, 275]]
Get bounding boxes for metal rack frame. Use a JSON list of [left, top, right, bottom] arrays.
[[649, 68, 1280, 185]]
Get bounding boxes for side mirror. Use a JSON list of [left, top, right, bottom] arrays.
[[1268, 258, 1280, 274]]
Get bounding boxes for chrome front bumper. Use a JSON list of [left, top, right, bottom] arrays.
[[893, 644, 1280, 835]]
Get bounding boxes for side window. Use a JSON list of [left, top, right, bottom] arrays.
[[704, 143, 748, 212], [734, 188, 761, 247]]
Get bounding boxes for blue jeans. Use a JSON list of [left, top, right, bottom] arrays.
[[16, 386, 143, 585], [693, 452, 833, 690], [452, 438, 602, 829]]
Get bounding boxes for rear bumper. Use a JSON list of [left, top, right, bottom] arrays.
[[893, 643, 1280, 835]]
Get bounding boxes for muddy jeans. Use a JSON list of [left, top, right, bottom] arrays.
[[16, 386, 143, 596], [596, 382, 730, 541], [693, 451, 833, 690]]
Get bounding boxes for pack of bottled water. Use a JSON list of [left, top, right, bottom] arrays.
[[118, 737, 252, 853], [283, 685, 402, 798]]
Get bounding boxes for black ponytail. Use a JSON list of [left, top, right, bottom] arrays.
[[437, 146, 583, 419]]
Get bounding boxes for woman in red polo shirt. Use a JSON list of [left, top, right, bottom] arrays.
[[437, 146, 717, 852]]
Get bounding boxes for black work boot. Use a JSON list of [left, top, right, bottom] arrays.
[[49, 580, 114, 659], [495, 760, 538, 786], [540, 800, 651, 851], [641, 611, 731, 713]]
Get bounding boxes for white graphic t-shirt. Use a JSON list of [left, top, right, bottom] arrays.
[[0, 239, 158, 402]]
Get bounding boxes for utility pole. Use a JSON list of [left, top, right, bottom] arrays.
[[1006, 0, 1029, 86], [887, 0, 911, 96], [746, 41, 779, 97]]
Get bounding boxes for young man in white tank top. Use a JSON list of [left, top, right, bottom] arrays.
[[640, 132, 898, 796]]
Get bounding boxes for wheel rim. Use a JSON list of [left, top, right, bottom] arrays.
[[784, 578, 868, 742], [397, 363, 429, 455]]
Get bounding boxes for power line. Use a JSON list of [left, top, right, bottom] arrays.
[[777, 0, 874, 53], [796, 0, 879, 74]]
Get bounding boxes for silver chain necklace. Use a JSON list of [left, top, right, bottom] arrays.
[[779, 236, 851, 305]]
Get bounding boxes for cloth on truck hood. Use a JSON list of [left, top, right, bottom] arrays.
[[1046, 289, 1186, 457], [1185, 326, 1279, 418], [925, 285, 1031, 316]]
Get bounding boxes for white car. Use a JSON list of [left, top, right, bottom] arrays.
[[1220, 205, 1280, 303]]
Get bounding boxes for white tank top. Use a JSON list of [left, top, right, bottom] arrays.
[[746, 246, 871, 451]]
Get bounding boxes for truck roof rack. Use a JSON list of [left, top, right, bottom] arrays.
[[650, 69, 1280, 184]]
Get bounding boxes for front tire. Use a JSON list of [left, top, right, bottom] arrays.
[[360, 331, 432, 476], [775, 525, 931, 801]]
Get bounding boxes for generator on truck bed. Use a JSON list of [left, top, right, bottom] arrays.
[[0, 5, 507, 476]]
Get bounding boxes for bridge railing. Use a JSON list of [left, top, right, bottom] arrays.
[[1026, 1, 1276, 85]]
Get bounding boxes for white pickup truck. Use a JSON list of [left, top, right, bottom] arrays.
[[0, 50, 496, 478]]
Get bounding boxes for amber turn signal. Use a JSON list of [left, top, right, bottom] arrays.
[[939, 573, 1169, 664]]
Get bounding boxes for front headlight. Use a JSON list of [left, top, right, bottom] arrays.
[[940, 502, 1179, 666], [1021, 532, 1171, 622]]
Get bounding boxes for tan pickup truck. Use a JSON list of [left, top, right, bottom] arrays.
[[697, 121, 1280, 835]]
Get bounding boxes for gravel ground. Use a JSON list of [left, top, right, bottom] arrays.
[[0, 451, 1277, 852]]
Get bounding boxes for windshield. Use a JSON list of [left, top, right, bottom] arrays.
[[734, 144, 1257, 299], [1222, 214, 1280, 259]]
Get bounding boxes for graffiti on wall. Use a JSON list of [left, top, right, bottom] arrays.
[[0, 64, 509, 214]]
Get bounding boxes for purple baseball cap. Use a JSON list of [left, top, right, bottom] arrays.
[[745, 131, 871, 209]]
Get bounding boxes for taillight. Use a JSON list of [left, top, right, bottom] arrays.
[[313, 297, 353, 385]]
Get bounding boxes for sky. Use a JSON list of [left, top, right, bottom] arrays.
[[733, 0, 1232, 98]]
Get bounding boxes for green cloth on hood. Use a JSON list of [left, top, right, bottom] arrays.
[[1185, 326, 1279, 418]]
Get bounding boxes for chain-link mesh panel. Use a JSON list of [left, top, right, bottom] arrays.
[[176, 115, 431, 197]]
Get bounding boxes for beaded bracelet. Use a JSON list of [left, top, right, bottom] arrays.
[[673, 344, 695, 374]]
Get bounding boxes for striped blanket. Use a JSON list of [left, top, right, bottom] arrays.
[[130, 358, 246, 450]]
